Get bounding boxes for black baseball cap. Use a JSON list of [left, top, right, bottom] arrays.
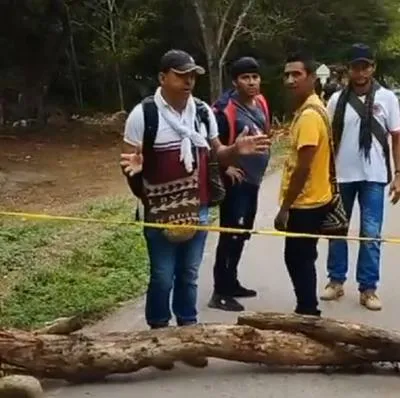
[[231, 57, 260, 79], [348, 43, 375, 64], [160, 50, 205, 74]]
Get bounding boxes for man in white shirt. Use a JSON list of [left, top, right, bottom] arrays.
[[120, 50, 270, 333], [320, 44, 400, 310]]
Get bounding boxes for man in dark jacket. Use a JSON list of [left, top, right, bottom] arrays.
[[208, 57, 271, 312]]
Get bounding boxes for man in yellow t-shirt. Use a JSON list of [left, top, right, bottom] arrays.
[[274, 51, 332, 317]]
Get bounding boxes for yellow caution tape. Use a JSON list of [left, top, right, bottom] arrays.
[[0, 211, 399, 244]]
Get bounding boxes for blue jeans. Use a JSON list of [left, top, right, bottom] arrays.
[[327, 182, 385, 292], [144, 206, 209, 327]]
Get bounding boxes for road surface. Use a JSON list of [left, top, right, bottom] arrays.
[[46, 171, 400, 398]]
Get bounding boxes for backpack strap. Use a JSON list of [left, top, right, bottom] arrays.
[[141, 95, 158, 154], [219, 95, 270, 146], [255, 94, 271, 132], [193, 97, 210, 137], [124, 96, 158, 209], [295, 103, 339, 193]]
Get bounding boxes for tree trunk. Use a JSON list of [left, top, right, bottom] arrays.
[[191, 0, 221, 102], [191, 0, 256, 102], [2, 313, 400, 382], [208, 58, 222, 103], [107, 0, 125, 110], [68, 31, 83, 109], [115, 61, 125, 110]]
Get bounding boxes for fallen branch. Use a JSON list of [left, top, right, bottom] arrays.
[[237, 312, 400, 351], [33, 316, 85, 335], [1, 313, 400, 382], [0, 323, 394, 382]]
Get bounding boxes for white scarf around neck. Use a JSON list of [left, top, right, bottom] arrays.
[[153, 87, 210, 173]]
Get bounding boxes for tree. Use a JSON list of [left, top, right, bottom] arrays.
[[78, 0, 152, 110], [376, 0, 400, 83], [188, 0, 297, 101], [0, 0, 396, 118], [0, 0, 72, 123], [190, 0, 256, 101]]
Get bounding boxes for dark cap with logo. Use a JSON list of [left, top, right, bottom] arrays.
[[230, 57, 260, 79], [348, 43, 375, 64], [160, 50, 205, 74]]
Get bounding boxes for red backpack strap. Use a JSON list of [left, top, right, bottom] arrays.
[[212, 99, 237, 146], [223, 100, 237, 146], [255, 94, 270, 132]]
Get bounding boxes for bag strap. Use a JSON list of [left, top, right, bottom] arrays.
[[194, 97, 210, 138], [141, 95, 158, 154], [347, 91, 392, 183], [293, 103, 339, 194], [255, 94, 271, 132]]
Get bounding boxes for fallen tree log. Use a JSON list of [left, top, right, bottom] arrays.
[[0, 320, 398, 382], [237, 312, 400, 351]]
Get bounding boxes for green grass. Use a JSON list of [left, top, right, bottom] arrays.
[[0, 141, 288, 330], [0, 196, 149, 329]]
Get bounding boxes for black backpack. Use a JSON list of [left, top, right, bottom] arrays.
[[124, 95, 211, 200]]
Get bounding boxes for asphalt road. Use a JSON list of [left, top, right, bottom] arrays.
[[46, 171, 400, 398]]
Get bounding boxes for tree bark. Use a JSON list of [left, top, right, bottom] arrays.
[[67, 8, 84, 110], [2, 316, 400, 382], [107, 0, 125, 110], [237, 312, 400, 351], [191, 0, 256, 102], [191, 0, 221, 101]]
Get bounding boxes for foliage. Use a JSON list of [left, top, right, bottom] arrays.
[[0, 0, 399, 116], [0, 196, 149, 329]]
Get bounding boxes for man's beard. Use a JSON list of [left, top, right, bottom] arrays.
[[284, 89, 310, 112], [351, 78, 370, 88]]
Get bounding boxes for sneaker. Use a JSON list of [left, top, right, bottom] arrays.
[[232, 285, 257, 298], [320, 282, 344, 301], [208, 293, 244, 312], [360, 290, 382, 311]]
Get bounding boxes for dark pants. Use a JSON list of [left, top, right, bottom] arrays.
[[213, 180, 259, 295], [284, 204, 328, 315], [327, 182, 385, 292]]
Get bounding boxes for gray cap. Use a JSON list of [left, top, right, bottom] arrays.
[[160, 50, 205, 74]]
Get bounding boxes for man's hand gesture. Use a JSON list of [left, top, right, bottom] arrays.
[[235, 126, 272, 155], [120, 145, 143, 176]]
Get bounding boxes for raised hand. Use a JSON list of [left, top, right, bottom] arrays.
[[235, 126, 272, 155], [120, 152, 143, 176]]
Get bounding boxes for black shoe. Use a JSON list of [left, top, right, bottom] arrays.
[[150, 323, 169, 329], [294, 307, 321, 317], [232, 285, 257, 298], [208, 293, 245, 312]]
